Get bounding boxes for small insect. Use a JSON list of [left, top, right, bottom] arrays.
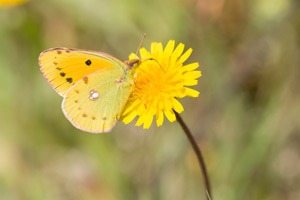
[[38, 46, 141, 133]]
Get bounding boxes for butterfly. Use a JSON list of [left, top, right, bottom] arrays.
[[38, 47, 140, 133]]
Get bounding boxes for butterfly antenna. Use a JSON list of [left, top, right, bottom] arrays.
[[134, 34, 165, 73], [135, 33, 147, 57], [142, 58, 166, 73]]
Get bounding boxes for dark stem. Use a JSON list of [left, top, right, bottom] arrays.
[[175, 112, 212, 200]]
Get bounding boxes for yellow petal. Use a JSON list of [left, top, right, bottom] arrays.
[[184, 71, 202, 79], [164, 40, 175, 58], [172, 98, 184, 113], [122, 99, 139, 115], [135, 114, 145, 126], [170, 43, 185, 66], [172, 43, 185, 58], [164, 109, 176, 122], [156, 111, 164, 127], [151, 42, 163, 58], [178, 48, 192, 64], [143, 113, 154, 129], [185, 88, 200, 97], [184, 79, 198, 86], [164, 99, 173, 110], [129, 53, 139, 60], [139, 48, 151, 59], [182, 62, 199, 72], [122, 111, 138, 124]]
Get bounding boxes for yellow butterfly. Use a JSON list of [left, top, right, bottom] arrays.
[[38, 48, 139, 133]]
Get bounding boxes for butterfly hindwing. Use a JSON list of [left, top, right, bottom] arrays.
[[38, 48, 121, 96], [62, 67, 133, 133]]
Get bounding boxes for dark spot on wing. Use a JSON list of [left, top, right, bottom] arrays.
[[75, 90, 79, 94], [66, 77, 73, 83], [83, 113, 87, 117], [60, 72, 66, 77], [85, 59, 92, 66], [57, 50, 62, 54], [56, 67, 62, 70], [92, 116, 96, 120], [102, 117, 107, 121], [74, 100, 78, 103], [53, 62, 58, 65]]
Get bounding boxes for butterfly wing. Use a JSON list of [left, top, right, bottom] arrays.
[[62, 66, 133, 133], [38, 47, 121, 96]]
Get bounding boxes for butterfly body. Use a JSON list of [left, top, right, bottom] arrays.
[[39, 47, 138, 133]]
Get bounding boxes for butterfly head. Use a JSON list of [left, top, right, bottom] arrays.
[[124, 59, 140, 70]]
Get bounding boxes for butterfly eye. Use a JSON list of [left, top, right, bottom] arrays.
[[89, 90, 99, 100]]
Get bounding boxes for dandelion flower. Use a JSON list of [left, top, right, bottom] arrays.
[[122, 40, 201, 129]]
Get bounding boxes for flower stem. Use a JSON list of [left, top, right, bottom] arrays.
[[175, 112, 212, 200]]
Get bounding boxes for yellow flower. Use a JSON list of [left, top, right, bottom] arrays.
[[122, 40, 201, 129], [0, 0, 27, 6]]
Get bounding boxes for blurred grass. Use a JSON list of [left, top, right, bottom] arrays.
[[0, 0, 300, 199]]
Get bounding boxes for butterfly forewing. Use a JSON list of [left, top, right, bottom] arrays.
[[62, 67, 133, 133], [38, 48, 121, 96]]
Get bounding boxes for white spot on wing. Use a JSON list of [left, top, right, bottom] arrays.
[[89, 90, 99, 100]]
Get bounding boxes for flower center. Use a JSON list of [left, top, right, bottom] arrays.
[[132, 61, 176, 103]]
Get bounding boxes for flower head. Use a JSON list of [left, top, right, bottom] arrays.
[[122, 40, 201, 129]]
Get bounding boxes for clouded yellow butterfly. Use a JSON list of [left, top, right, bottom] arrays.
[[38, 47, 140, 133]]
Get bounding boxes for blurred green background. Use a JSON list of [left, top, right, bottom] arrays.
[[1, 0, 300, 199]]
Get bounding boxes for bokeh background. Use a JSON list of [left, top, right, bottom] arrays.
[[1, 0, 300, 199]]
